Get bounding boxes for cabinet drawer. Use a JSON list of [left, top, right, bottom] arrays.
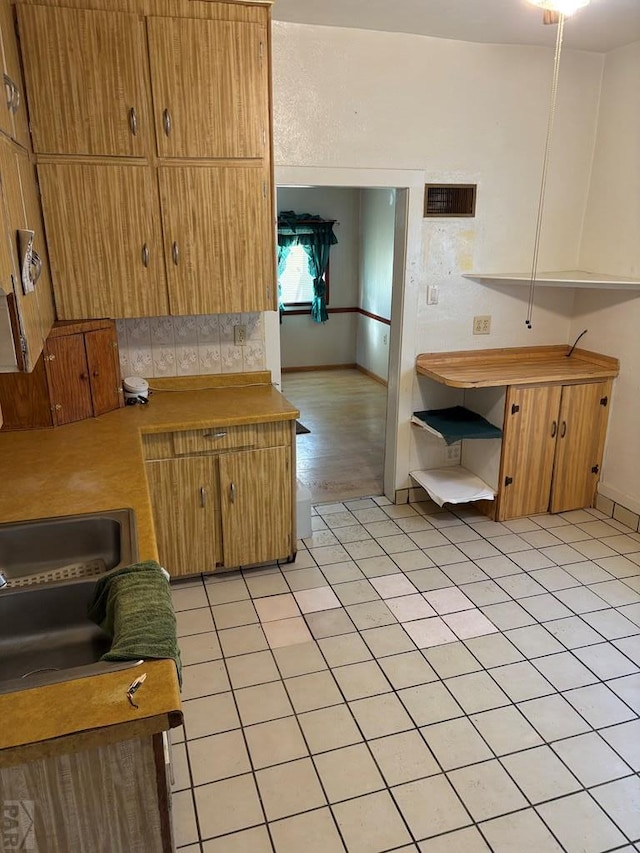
[[173, 425, 257, 455]]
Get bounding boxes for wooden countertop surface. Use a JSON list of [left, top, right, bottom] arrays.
[[416, 346, 619, 389], [0, 375, 298, 757]]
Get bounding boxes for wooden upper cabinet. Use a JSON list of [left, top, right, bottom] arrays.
[[0, 0, 30, 149], [147, 16, 269, 159], [17, 5, 152, 157], [37, 161, 169, 319], [550, 380, 612, 513], [159, 164, 274, 315]]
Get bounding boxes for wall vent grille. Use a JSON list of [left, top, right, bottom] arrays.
[[424, 184, 476, 217]]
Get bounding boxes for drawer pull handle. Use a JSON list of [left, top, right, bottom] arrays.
[[200, 486, 207, 508], [163, 108, 172, 136], [142, 243, 150, 267], [171, 241, 179, 266], [229, 482, 236, 503], [203, 431, 227, 439], [551, 421, 557, 438], [129, 106, 138, 136], [560, 421, 567, 438]]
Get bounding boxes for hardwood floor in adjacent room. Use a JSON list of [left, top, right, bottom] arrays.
[[281, 369, 387, 504]]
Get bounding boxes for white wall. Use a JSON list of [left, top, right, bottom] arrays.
[[357, 188, 395, 382], [271, 21, 604, 491], [571, 41, 640, 513], [277, 186, 360, 368]]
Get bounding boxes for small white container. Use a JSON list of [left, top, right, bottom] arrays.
[[123, 376, 149, 403]]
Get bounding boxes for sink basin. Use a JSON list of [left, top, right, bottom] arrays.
[[0, 578, 143, 694], [0, 508, 137, 585], [0, 509, 141, 694]]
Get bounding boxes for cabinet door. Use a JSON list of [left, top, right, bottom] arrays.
[[44, 334, 93, 426], [550, 381, 611, 513], [147, 16, 269, 159], [85, 327, 122, 416], [159, 164, 274, 315], [219, 447, 292, 568], [0, 0, 30, 148], [0, 138, 49, 372], [15, 151, 54, 352], [38, 162, 168, 319], [146, 456, 218, 577], [498, 385, 562, 520], [18, 5, 152, 156]]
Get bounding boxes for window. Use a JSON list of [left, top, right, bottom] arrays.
[[278, 245, 330, 307]]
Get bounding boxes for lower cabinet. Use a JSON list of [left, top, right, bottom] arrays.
[[497, 380, 612, 519], [0, 319, 123, 429], [145, 423, 295, 576]]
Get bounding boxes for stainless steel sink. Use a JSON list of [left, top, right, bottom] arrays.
[[0, 508, 137, 585], [0, 578, 142, 694], [0, 509, 141, 694]]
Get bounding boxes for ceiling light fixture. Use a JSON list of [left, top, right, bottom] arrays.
[[527, 0, 590, 16], [523, 0, 589, 328]]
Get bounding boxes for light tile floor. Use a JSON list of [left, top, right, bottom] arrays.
[[170, 498, 640, 853]]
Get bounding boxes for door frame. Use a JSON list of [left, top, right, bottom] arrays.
[[270, 166, 425, 500]]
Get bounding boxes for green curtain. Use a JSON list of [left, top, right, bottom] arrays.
[[277, 244, 292, 321], [277, 211, 338, 323]]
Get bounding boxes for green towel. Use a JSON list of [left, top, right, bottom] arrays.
[[88, 560, 182, 686]]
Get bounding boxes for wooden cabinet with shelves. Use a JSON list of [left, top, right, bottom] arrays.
[[15, 0, 277, 319], [144, 420, 295, 576], [0, 318, 124, 429], [413, 347, 619, 521], [498, 380, 612, 519]]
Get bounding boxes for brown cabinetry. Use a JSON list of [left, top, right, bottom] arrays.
[[0, 319, 123, 429], [144, 421, 295, 576], [16, 0, 277, 320], [0, 135, 54, 372], [498, 380, 612, 519], [0, 0, 30, 148]]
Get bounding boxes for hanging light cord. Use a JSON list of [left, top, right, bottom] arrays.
[[526, 13, 566, 329]]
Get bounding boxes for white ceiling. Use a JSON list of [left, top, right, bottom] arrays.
[[271, 0, 640, 53]]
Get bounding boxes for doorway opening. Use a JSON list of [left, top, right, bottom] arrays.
[[277, 185, 408, 504]]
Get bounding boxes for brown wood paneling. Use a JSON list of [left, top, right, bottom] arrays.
[[172, 424, 257, 455], [85, 326, 123, 415], [15, 1, 271, 24], [159, 164, 273, 314], [146, 455, 219, 575], [18, 5, 153, 156], [38, 162, 169, 319], [147, 16, 268, 159], [44, 333, 93, 425], [497, 385, 561, 520], [550, 380, 612, 513], [219, 446, 291, 567], [0, 353, 52, 429]]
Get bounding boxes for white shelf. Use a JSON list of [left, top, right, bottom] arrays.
[[410, 466, 496, 507], [462, 270, 640, 291]]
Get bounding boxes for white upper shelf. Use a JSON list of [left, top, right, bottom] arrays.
[[462, 270, 640, 291]]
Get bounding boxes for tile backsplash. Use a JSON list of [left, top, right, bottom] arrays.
[[116, 313, 265, 379]]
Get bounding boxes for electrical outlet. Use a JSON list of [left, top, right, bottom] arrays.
[[473, 315, 491, 335], [234, 324, 247, 346], [383, 334, 388, 345], [445, 444, 461, 462]]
